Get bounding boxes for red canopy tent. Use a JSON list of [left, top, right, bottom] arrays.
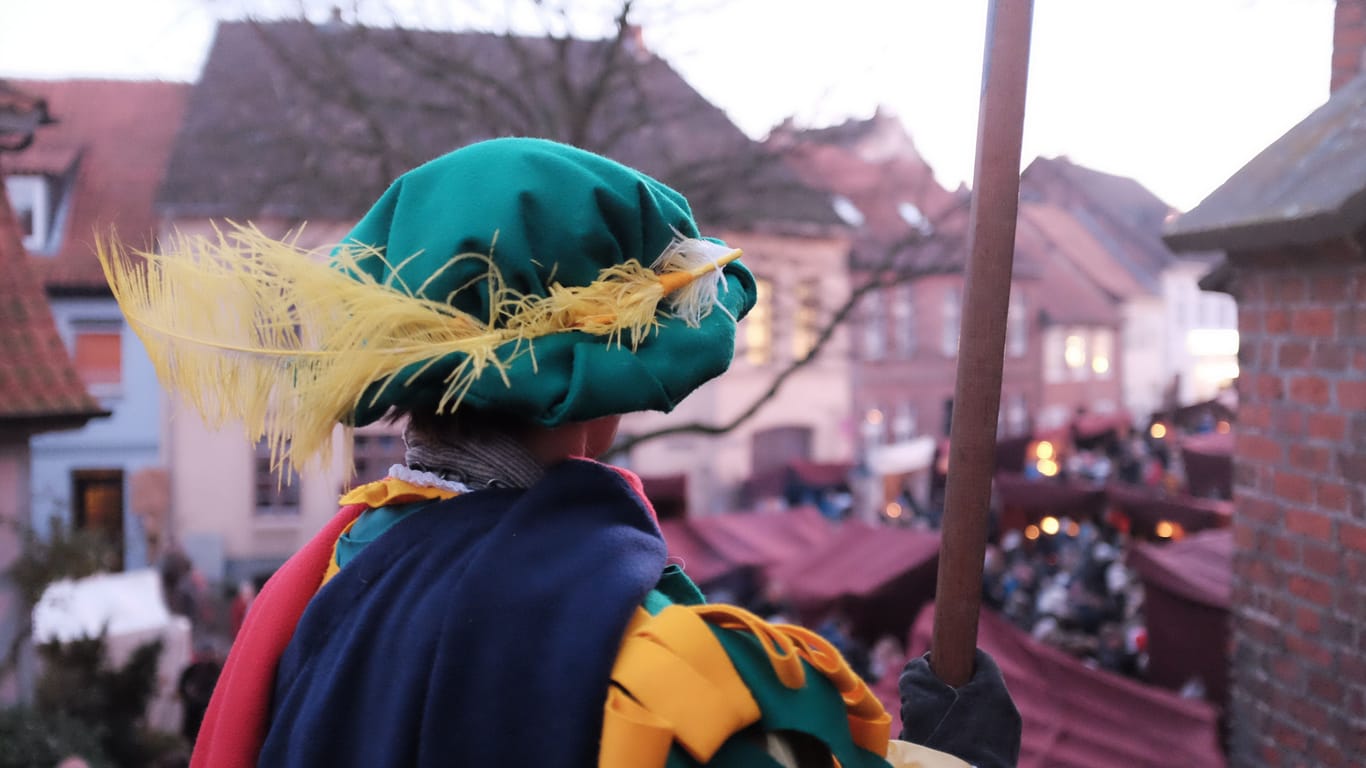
[[1128, 529, 1233, 712], [993, 472, 1109, 531], [903, 606, 1226, 768], [1105, 482, 1233, 538], [772, 523, 940, 643], [687, 506, 833, 577], [1179, 431, 1234, 500], [657, 518, 737, 587]]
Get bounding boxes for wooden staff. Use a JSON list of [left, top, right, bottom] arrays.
[[930, 0, 1035, 687]]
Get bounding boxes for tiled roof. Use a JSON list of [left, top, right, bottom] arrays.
[[1021, 203, 1153, 301], [1016, 204, 1121, 327], [1, 79, 190, 291], [772, 115, 965, 273], [1021, 156, 1177, 289], [158, 21, 838, 231], [0, 178, 107, 429], [1165, 74, 1366, 253]]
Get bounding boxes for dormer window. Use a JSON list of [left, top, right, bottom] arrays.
[[831, 195, 865, 228], [898, 201, 933, 236], [5, 174, 54, 252]]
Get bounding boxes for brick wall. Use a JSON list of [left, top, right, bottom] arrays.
[[1334, 0, 1366, 93], [1226, 253, 1366, 767]]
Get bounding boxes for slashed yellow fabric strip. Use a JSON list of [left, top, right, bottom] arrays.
[[338, 477, 462, 507], [693, 605, 893, 755], [321, 479, 463, 589], [604, 606, 761, 764], [600, 603, 898, 767]]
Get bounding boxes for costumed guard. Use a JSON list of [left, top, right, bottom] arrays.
[[100, 138, 1020, 767]]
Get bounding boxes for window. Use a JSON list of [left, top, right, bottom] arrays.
[[941, 286, 961, 357], [255, 440, 301, 515], [1006, 393, 1029, 435], [351, 432, 407, 485], [862, 406, 886, 447], [1065, 329, 1089, 380], [1044, 329, 1065, 383], [892, 403, 916, 442], [831, 195, 865, 227], [892, 285, 915, 359], [745, 277, 773, 365], [861, 289, 887, 361], [5, 175, 52, 251], [73, 327, 121, 387], [1006, 290, 1027, 358], [898, 201, 933, 236], [792, 278, 820, 361], [1092, 329, 1114, 379]]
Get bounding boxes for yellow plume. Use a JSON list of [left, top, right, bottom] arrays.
[[97, 223, 741, 473]]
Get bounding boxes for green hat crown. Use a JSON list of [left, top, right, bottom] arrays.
[[342, 137, 757, 426]]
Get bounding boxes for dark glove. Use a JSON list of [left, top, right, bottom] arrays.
[[899, 649, 1021, 768]]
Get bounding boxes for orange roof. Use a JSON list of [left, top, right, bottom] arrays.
[[1, 79, 189, 290], [0, 179, 106, 429]]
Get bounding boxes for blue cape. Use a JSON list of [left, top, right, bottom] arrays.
[[259, 459, 668, 767]]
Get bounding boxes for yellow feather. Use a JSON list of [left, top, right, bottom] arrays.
[[96, 223, 738, 474]]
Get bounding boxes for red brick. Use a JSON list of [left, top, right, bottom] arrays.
[[1291, 307, 1337, 337], [1287, 696, 1333, 732], [1265, 308, 1290, 333], [1307, 412, 1346, 441], [1287, 508, 1335, 539], [1240, 403, 1272, 430], [1244, 557, 1279, 589], [1290, 376, 1332, 406], [1319, 481, 1350, 512], [1255, 373, 1286, 400], [1313, 344, 1351, 372], [1310, 739, 1349, 768], [1288, 444, 1331, 474], [1272, 535, 1298, 562], [1294, 605, 1322, 634], [1344, 522, 1366, 554], [1310, 274, 1351, 301], [1273, 405, 1307, 433], [1288, 574, 1334, 606], [1240, 433, 1285, 464], [1301, 540, 1341, 576], [1286, 634, 1335, 673], [1274, 471, 1316, 504], [1357, 350, 1366, 372], [1278, 341, 1312, 368], [1337, 379, 1366, 410], [1270, 655, 1304, 688], [1340, 452, 1366, 485], [1275, 276, 1308, 302], [1239, 496, 1282, 525]]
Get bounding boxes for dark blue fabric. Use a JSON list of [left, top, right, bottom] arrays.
[[259, 459, 668, 768]]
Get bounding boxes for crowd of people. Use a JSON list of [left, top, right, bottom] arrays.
[[981, 517, 1148, 679]]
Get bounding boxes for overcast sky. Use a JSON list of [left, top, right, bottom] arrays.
[[0, 0, 1338, 211]]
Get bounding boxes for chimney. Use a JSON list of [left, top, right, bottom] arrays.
[[622, 24, 650, 62], [1331, 0, 1366, 92]]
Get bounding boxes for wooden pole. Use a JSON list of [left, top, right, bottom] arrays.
[[930, 0, 1034, 687]]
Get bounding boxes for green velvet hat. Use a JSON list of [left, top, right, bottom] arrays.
[[340, 137, 757, 427]]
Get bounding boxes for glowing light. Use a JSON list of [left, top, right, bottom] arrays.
[[866, 409, 884, 425], [1037, 458, 1060, 477], [1092, 356, 1110, 375], [1150, 423, 1168, 440], [1064, 335, 1086, 368], [1040, 516, 1061, 536], [1066, 520, 1081, 537], [1036, 440, 1056, 461], [1217, 420, 1231, 434], [885, 502, 903, 519], [1156, 521, 1175, 538], [1024, 525, 1040, 541]]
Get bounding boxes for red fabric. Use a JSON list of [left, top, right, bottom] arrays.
[[688, 506, 832, 574], [775, 523, 940, 641], [1104, 482, 1233, 536], [190, 503, 365, 768], [658, 518, 736, 584], [994, 472, 1109, 523], [1128, 530, 1233, 708], [909, 606, 1226, 768]]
